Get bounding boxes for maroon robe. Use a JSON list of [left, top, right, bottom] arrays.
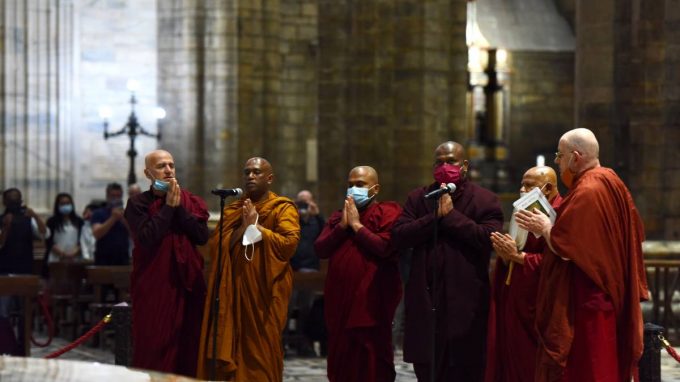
[[124, 189, 209, 376], [535, 167, 648, 381], [314, 201, 403, 382], [485, 194, 563, 382], [392, 179, 504, 382]]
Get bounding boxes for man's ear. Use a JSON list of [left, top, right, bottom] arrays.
[[543, 183, 553, 194], [144, 169, 152, 181], [372, 184, 380, 197], [267, 173, 274, 185]]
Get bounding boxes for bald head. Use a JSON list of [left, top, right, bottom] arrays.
[[145, 150, 173, 169], [560, 128, 599, 159], [144, 150, 176, 186], [243, 157, 274, 202], [521, 166, 559, 201], [348, 166, 379, 184], [297, 190, 313, 203], [434, 141, 469, 181], [557, 128, 601, 175], [435, 141, 467, 161], [347, 166, 380, 205]]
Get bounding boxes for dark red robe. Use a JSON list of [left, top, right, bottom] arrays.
[[534, 167, 649, 381], [392, 179, 504, 382], [485, 194, 562, 382], [124, 189, 209, 376], [314, 201, 403, 382]]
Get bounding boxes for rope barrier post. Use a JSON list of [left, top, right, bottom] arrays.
[[639, 322, 663, 382], [112, 304, 132, 366]]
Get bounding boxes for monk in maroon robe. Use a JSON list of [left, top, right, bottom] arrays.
[[124, 150, 209, 376], [516, 128, 648, 382], [314, 166, 402, 382], [392, 141, 504, 382], [485, 166, 562, 382]]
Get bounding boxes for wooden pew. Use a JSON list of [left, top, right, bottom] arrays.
[[0, 275, 40, 356]]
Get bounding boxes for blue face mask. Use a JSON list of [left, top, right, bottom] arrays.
[[153, 179, 170, 192], [346, 186, 375, 209], [58, 204, 73, 215]]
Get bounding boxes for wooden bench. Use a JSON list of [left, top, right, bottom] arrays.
[[85, 265, 132, 347], [0, 275, 40, 356], [644, 259, 680, 339]]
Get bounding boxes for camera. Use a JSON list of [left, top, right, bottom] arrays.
[[296, 201, 309, 215]]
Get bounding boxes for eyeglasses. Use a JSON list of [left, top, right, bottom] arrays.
[[554, 151, 563, 160]]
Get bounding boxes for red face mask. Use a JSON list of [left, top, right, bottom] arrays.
[[433, 163, 463, 185]]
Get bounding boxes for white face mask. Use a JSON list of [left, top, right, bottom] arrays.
[[242, 213, 262, 261]]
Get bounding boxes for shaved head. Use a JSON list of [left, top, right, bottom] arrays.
[[560, 128, 599, 159], [297, 190, 313, 203], [525, 166, 557, 185], [433, 141, 469, 182], [348, 166, 379, 185], [145, 150, 174, 168], [521, 166, 559, 201], [245, 157, 273, 174], [435, 141, 467, 161], [144, 150, 176, 186], [347, 165, 380, 206], [243, 157, 274, 202]]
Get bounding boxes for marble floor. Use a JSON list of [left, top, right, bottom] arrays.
[[24, 335, 680, 381]]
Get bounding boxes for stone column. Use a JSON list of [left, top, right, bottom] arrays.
[[317, 0, 468, 212], [0, 0, 76, 211], [158, 0, 318, 207], [575, 0, 680, 239]]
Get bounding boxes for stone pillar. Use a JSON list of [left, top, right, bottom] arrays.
[[0, 0, 76, 211], [575, 0, 680, 239], [317, 0, 468, 212], [158, 0, 318, 207]]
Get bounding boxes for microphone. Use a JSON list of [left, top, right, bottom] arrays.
[[424, 183, 456, 199], [211, 188, 243, 197]]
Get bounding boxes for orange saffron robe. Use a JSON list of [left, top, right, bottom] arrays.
[[534, 167, 648, 381], [196, 192, 300, 381]]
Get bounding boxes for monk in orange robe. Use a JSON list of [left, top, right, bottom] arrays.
[[314, 166, 403, 382], [196, 157, 301, 381], [516, 128, 648, 382], [485, 166, 562, 382]]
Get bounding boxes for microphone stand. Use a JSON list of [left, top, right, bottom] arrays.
[[210, 193, 228, 380], [430, 194, 440, 382]]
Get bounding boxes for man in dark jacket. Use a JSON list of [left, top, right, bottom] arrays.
[[392, 141, 504, 382]]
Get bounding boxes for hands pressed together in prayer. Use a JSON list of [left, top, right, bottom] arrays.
[[339, 196, 364, 232], [241, 199, 259, 227], [490, 232, 524, 265], [165, 179, 181, 207], [514, 208, 552, 237], [437, 184, 454, 218]]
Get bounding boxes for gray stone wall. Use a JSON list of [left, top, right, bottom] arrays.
[[75, 0, 158, 208], [0, 0, 76, 212], [575, 0, 680, 240], [157, 0, 319, 209], [317, 0, 469, 213], [506, 51, 574, 189]]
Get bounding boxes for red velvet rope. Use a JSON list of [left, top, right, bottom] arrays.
[[30, 293, 54, 347], [43, 313, 111, 359], [661, 335, 680, 363]]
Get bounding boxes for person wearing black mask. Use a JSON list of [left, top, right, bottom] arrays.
[[291, 190, 324, 272], [0, 188, 48, 275], [0, 188, 48, 355], [91, 182, 130, 265]]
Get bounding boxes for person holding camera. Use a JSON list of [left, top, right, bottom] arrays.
[[0, 188, 49, 275], [91, 182, 130, 265], [0, 188, 49, 355], [291, 190, 324, 272]]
